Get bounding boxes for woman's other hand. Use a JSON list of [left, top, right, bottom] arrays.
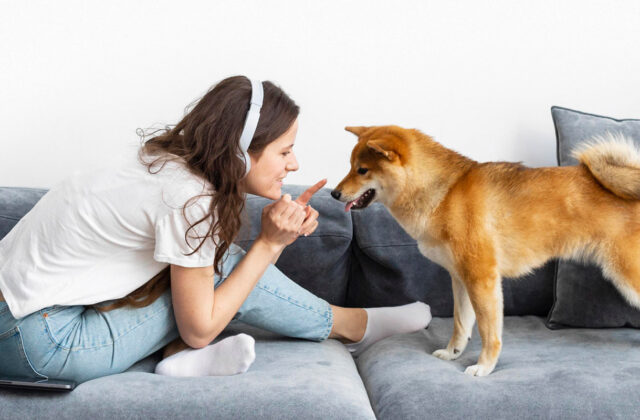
[[258, 193, 307, 250], [298, 205, 319, 236], [256, 179, 327, 249]]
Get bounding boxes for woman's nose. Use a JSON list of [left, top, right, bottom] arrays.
[[287, 154, 299, 172]]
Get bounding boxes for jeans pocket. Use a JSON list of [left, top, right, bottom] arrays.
[[0, 326, 48, 380], [40, 305, 85, 348]]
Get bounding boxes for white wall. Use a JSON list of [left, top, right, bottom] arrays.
[[2, 0, 639, 189]]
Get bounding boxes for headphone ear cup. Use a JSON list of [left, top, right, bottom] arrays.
[[243, 151, 251, 176], [238, 78, 263, 179]]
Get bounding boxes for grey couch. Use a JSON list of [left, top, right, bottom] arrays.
[[1, 184, 639, 419]]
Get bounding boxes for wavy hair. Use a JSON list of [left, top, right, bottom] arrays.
[[93, 76, 299, 312]]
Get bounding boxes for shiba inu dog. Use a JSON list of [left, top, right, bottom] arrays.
[[331, 125, 640, 376]]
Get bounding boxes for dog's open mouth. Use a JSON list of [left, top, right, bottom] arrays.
[[345, 189, 376, 211]]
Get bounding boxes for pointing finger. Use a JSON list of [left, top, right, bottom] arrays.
[[295, 179, 327, 206]]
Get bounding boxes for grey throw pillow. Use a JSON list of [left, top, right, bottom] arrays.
[[546, 106, 640, 329]]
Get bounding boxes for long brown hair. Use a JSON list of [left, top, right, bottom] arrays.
[[93, 76, 299, 312]]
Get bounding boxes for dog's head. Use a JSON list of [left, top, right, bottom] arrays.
[[331, 125, 413, 211]]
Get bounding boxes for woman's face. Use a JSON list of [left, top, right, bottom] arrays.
[[241, 118, 299, 200]]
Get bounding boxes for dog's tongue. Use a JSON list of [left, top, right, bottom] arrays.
[[345, 200, 355, 212]]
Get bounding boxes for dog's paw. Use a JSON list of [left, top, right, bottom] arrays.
[[464, 364, 493, 377], [432, 348, 457, 361]]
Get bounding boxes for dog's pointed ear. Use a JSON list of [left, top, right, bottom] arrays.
[[366, 138, 398, 161], [345, 126, 367, 137]]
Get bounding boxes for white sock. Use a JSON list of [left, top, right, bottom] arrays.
[[154, 333, 256, 377], [345, 301, 432, 357]]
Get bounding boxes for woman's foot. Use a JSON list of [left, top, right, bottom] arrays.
[[155, 333, 256, 377], [344, 301, 432, 357]]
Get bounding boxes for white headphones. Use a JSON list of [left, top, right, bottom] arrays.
[[238, 78, 263, 177]]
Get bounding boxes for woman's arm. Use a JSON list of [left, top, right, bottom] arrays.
[[269, 244, 286, 265], [171, 182, 325, 349], [170, 237, 282, 349], [171, 194, 307, 349]]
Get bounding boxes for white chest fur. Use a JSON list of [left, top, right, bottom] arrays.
[[417, 240, 456, 274]]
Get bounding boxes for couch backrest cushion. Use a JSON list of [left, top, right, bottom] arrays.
[[236, 185, 353, 306], [0, 187, 48, 240], [347, 203, 555, 317]]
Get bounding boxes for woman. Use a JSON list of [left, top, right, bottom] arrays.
[[0, 76, 431, 384]]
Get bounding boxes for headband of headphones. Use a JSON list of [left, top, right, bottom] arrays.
[[238, 78, 263, 177]]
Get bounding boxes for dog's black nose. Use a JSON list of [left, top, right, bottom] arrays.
[[330, 190, 341, 200]]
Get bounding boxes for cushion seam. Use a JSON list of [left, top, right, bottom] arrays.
[[551, 105, 640, 123]]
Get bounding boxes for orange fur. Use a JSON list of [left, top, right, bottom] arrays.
[[333, 125, 640, 376]]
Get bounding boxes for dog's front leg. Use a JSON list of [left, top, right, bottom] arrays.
[[462, 271, 504, 377], [433, 274, 475, 361]]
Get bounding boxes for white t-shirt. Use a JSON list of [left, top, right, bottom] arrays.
[[0, 151, 218, 319]]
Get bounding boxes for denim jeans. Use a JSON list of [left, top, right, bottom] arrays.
[[0, 244, 333, 384]]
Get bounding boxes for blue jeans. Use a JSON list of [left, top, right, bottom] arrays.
[[0, 244, 333, 384]]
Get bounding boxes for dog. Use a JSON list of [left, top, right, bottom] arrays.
[[331, 125, 640, 376]]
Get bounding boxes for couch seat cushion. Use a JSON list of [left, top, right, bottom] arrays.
[[356, 316, 640, 420], [0, 322, 375, 420]]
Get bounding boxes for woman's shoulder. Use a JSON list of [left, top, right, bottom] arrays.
[[135, 153, 213, 210]]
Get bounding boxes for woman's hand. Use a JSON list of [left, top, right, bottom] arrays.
[[298, 205, 319, 236], [257, 194, 307, 251], [256, 179, 327, 251]]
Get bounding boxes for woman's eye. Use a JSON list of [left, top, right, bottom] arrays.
[[282, 152, 290, 157], [357, 168, 368, 175]]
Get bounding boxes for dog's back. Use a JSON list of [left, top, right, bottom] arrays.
[[435, 160, 640, 278]]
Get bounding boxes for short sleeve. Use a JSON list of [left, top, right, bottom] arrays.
[[153, 199, 217, 268]]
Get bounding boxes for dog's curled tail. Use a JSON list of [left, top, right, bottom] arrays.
[[573, 132, 640, 200]]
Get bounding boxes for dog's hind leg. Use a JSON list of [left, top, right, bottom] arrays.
[[432, 274, 476, 361], [461, 269, 504, 377]]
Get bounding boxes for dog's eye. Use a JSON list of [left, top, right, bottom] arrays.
[[357, 168, 368, 175]]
